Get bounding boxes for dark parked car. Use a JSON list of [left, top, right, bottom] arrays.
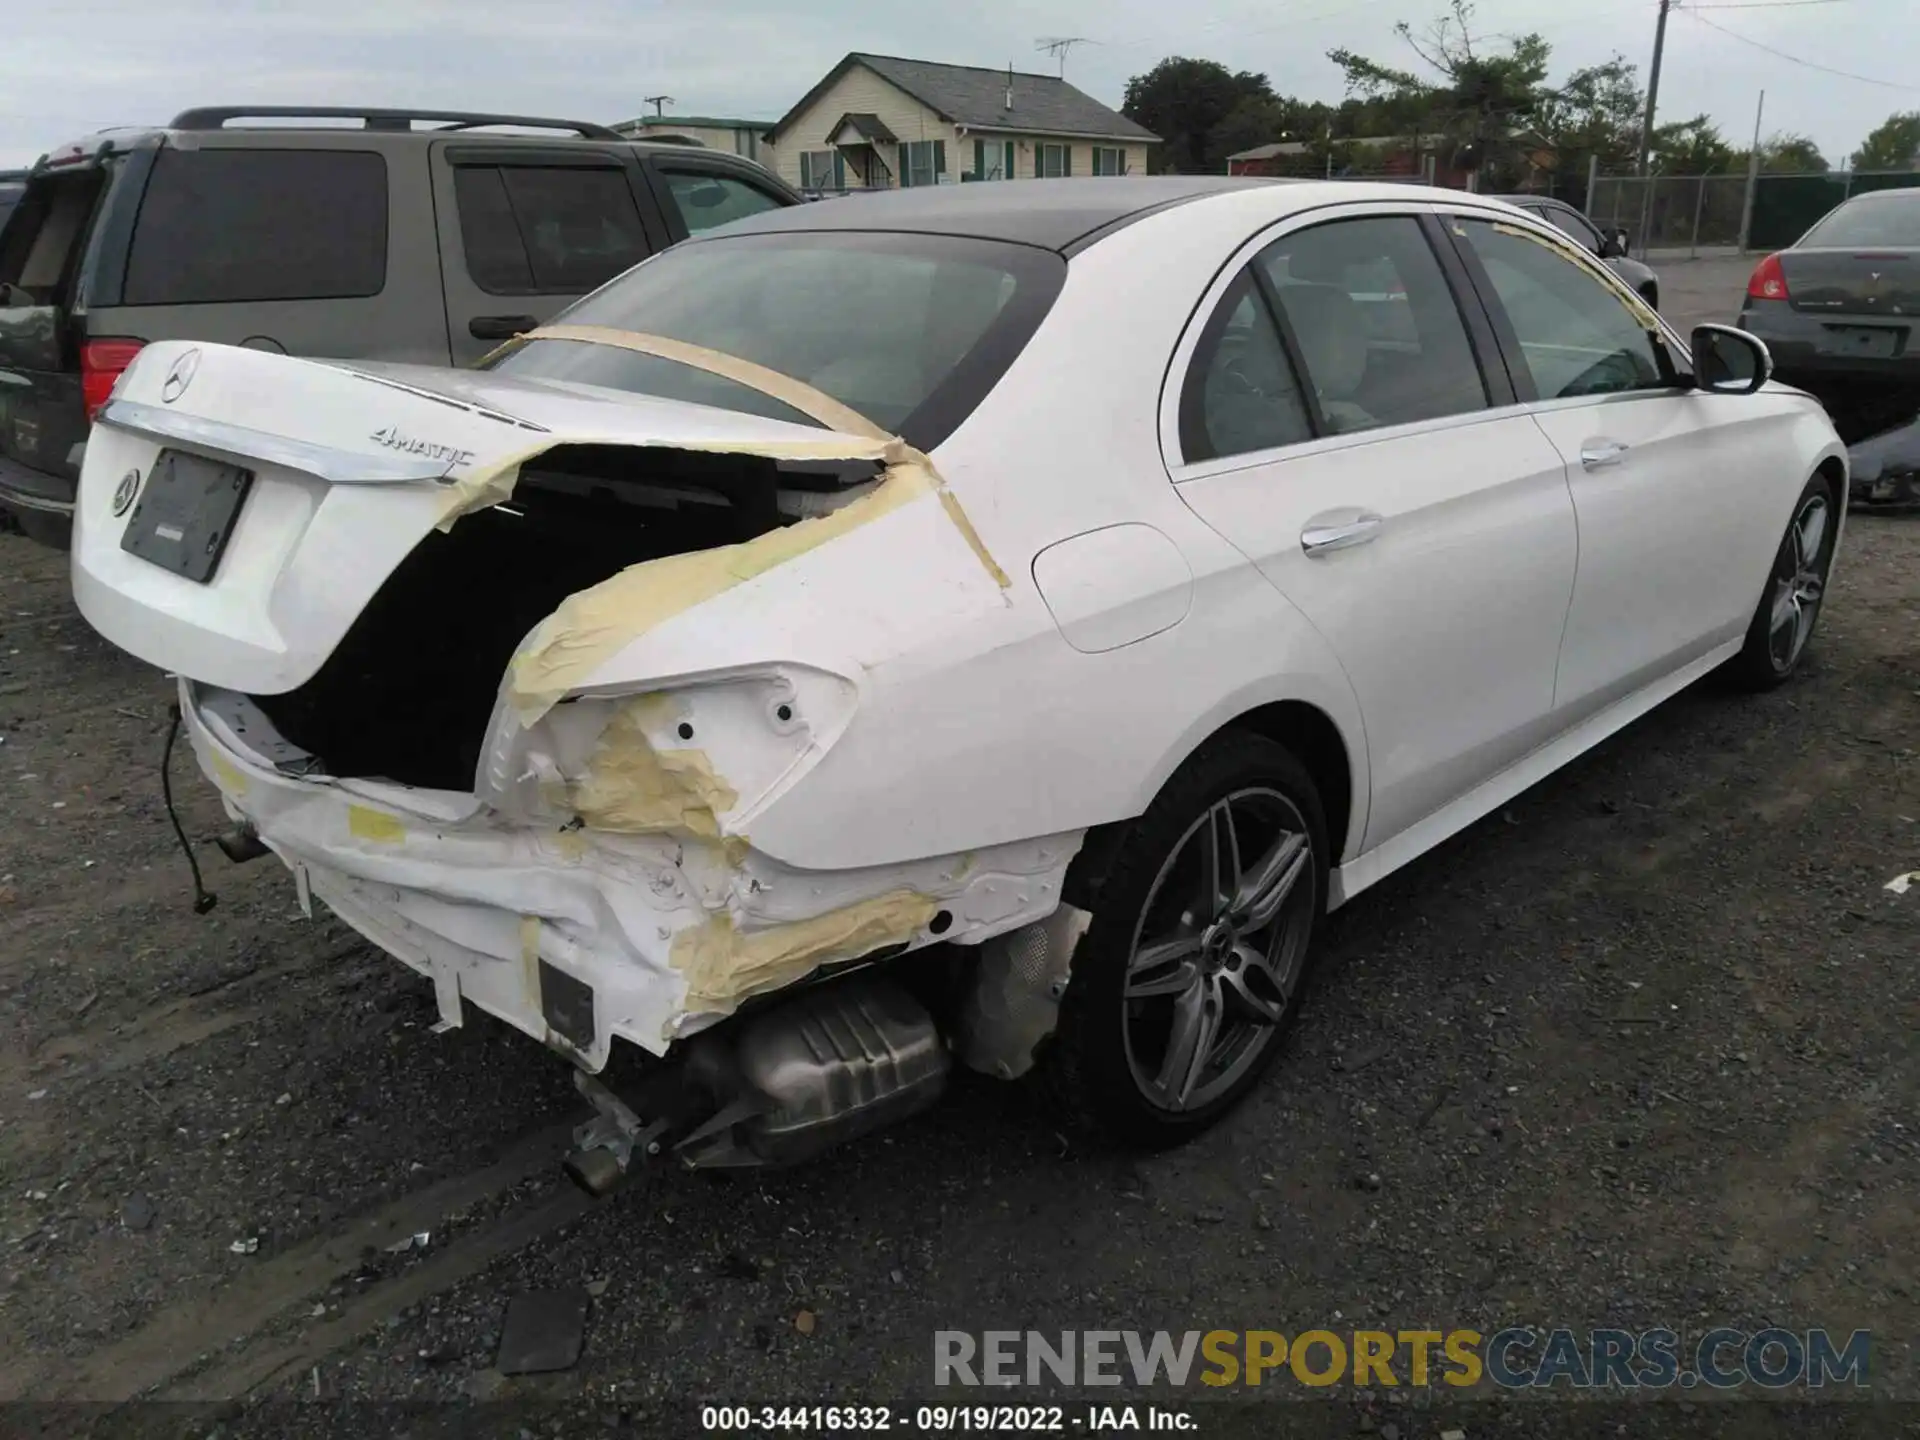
[[0, 107, 800, 545], [1489, 194, 1661, 309], [1738, 187, 1920, 492]]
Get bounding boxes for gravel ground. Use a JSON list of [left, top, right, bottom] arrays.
[[0, 351, 1913, 1435]]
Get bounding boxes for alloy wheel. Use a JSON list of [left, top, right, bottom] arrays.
[[1121, 787, 1315, 1113], [1767, 492, 1831, 672]]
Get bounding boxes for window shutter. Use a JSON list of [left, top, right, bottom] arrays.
[[1005, 141, 1016, 180], [974, 138, 985, 179], [934, 140, 946, 182], [833, 151, 845, 188], [1063, 144, 1072, 177]]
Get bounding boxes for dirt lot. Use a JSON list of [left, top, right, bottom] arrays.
[[0, 335, 1914, 1431]]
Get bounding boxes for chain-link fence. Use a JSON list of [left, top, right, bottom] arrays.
[[1588, 169, 1920, 256]]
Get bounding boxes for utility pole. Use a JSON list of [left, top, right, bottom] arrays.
[[1635, 0, 1672, 174], [1738, 89, 1766, 252], [1036, 38, 1092, 77], [643, 95, 674, 118]]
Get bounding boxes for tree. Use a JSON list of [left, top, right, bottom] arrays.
[[1328, 0, 1551, 184], [1852, 111, 1920, 172], [1121, 57, 1277, 172], [1650, 114, 1736, 175], [1533, 55, 1643, 172], [1760, 132, 1829, 174]]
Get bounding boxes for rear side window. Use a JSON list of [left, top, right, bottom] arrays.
[[1256, 216, 1488, 435], [123, 148, 387, 305], [658, 170, 784, 236], [1179, 273, 1314, 462], [452, 164, 650, 295], [0, 168, 113, 304]]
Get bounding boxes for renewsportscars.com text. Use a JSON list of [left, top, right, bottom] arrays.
[[933, 1327, 1870, 1390]]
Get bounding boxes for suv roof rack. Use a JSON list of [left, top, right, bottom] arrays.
[[168, 107, 624, 140]]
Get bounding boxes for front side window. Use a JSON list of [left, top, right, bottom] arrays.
[[1255, 215, 1488, 434], [123, 148, 387, 304], [660, 170, 784, 235], [1092, 146, 1126, 176], [486, 231, 1063, 448], [1038, 143, 1071, 178], [1179, 273, 1314, 463], [1452, 217, 1668, 400], [452, 163, 649, 296]]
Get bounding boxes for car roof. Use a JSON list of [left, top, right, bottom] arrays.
[[711, 176, 1297, 253]]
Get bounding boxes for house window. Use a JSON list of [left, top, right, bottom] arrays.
[[800, 151, 843, 190], [1037, 143, 1071, 178], [970, 138, 1015, 181], [901, 139, 945, 188], [1092, 146, 1127, 176]]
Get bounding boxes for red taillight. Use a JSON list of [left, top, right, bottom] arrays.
[[1747, 253, 1790, 302], [81, 338, 144, 419]]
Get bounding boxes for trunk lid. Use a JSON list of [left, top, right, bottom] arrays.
[[71, 339, 871, 696], [1778, 247, 1920, 317]]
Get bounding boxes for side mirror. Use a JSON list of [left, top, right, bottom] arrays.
[[1598, 228, 1628, 260], [1690, 323, 1772, 395]]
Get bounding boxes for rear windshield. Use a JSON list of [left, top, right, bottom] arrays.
[[483, 230, 1065, 447], [1800, 194, 1920, 249]]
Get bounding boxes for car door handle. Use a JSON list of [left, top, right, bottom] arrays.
[[1579, 439, 1630, 469], [469, 315, 539, 340], [1300, 510, 1385, 555]]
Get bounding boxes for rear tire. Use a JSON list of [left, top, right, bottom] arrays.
[[1041, 732, 1328, 1149], [1724, 470, 1838, 691]]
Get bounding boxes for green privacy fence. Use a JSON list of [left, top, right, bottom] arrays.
[[1588, 170, 1920, 254]]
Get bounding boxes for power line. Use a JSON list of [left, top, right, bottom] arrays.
[[1685, 0, 1849, 7], [1683, 9, 1920, 93]]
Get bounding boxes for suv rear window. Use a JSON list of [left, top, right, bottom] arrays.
[[484, 231, 1064, 447], [452, 164, 650, 295], [123, 148, 387, 305]]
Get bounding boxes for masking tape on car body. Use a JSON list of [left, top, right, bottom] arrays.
[[564, 697, 739, 837], [668, 889, 939, 1017], [467, 326, 1009, 726], [1489, 221, 1665, 333]]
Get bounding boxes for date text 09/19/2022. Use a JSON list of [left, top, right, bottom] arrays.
[[700, 1405, 1196, 1432]]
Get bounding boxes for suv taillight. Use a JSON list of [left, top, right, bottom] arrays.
[[1747, 253, 1790, 302], [81, 338, 145, 420]]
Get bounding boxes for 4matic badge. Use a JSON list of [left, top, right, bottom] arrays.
[[369, 426, 475, 469]]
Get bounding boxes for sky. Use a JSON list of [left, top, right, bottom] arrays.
[[2, 0, 1914, 171]]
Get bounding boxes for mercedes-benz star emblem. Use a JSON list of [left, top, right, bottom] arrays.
[[160, 348, 200, 404], [111, 469, 141, 517]]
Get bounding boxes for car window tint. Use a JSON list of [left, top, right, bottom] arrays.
[[1179, 273, 1313, 462], [453, 164, 650, 296], [1800, 194, 1920, 247], [1453, 218, 1666, 400], [659, 170, 785, 235], [123, 149, 386, 305], [1255, 216, 1487, 435]]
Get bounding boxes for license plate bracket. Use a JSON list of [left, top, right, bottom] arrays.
[[120, 449, 253, 583], [1822, 325, 1901, 360]]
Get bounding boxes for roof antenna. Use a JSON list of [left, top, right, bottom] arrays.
[[1036, 37, 1093, 78], [642, 94, 674, 118]]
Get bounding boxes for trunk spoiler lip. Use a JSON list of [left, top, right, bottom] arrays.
[[95, 398, 453, 485]]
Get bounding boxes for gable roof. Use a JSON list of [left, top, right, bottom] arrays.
[[830, 111, 898, 145], [771, 52, 1160, 145]]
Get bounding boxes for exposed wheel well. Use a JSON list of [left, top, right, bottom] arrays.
[[1065, 700, 1357, 911], [1816, 455, 1844, 489], [1640, 281, 1659, 308]]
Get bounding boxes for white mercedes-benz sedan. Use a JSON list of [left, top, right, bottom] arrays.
[[70, 178, 1846, 1178]]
